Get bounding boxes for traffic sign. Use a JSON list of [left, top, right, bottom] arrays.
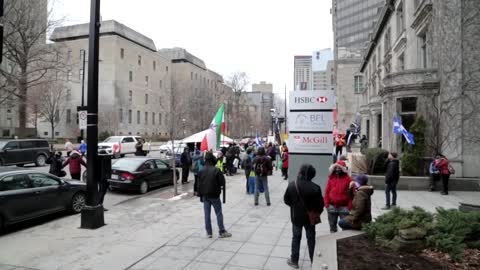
[[79, 111, 87, 130]]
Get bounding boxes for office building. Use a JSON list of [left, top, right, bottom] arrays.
[[293, 56, 312, 91]]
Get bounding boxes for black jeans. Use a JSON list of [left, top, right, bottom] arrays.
[[441, 174, 450, 194], [282, 167, 288, 179], [291, 223, 315, 264], [193, 174, 198, 192], [71, 173, 81, 180], [245, 169, 251, 193], [429, 174, 440, 190], [182, 166, 189, 182], [385, 182, 397, 207], [335, 146, 343, 157]]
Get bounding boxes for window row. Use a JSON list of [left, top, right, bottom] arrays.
[[119, 109, 167, 126], [120, 48, 169, 73]]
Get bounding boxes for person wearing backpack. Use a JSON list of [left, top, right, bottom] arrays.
[[284, 164, 324, 268], [192, 149, 205, 196], [252, 147, 273, 206], [429, 154, 440, 191], [243, 148, 254, 194], [382, 152, 400, 210]]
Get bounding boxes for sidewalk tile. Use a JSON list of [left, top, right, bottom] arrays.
[[223, 266, 255, 270], [164, 246, 203, 260], [0, 265, 16, 270], [184, 261, 223, 270], [178, 237, 214, 249], [263, 256, 297, 270], [238, 243, 274, 256], [228, 224, 258, 233], [144, 257, 190, 270], [129, 256, 158, 270], [196, 249, 235, 264], [228, 253, 268, 269], [270, 245, 291, 258], [208, 241, 243, 253], [247, 234, 279, 245], [221, 231, 253, 242]]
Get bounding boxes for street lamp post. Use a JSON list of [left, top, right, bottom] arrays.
[[80, 49, 86, 140], [81, 0, 104, 229], [182, 118, 186, 137]]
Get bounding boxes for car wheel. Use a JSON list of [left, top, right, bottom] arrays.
[[120, 154, 125, 158], [139, 181, 148, 194], [82, 171, 87, 182], [35, 154, 47, 167], [70, 192, 86, 214]]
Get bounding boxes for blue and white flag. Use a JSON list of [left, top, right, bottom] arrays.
[[393, 115, 415, 145], [256, 131, 263, 147]]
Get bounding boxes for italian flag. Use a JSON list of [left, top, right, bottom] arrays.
[[200, 104, 225, 151]]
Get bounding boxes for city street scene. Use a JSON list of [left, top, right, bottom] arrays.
[[0, 0, 479, 270]]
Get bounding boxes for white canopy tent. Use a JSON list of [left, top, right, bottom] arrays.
[[181, 129, 234, 144]]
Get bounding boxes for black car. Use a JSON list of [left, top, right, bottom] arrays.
[[108, 158, 179, 194], [0, 139, 50, 167], [0, 167, 86, 231]]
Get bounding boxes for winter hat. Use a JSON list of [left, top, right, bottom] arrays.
[[328, 160, 348, 175], [336, 160, 347, 168], [355, 174, 368, 187]]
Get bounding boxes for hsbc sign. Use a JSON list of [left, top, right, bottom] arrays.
[[290, 90, 335, 110]]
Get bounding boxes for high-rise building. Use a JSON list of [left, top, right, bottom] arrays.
[[312, 49, 333, 91], [293, 56, 312, 91], [331, 0, 384, 132], [252, 81, 273, 93]]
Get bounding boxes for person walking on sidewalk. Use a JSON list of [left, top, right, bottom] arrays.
[[429, 154, 441, 191], [253, 147, 273, 206], [192, 150, 205, 196], [46, 151, 65, 177], [64, 139, 74, 157], [62, 151, 86, 180], [434, 154, 452, 195], [78, 140, 87, 157], [197, 152, 232, 239], [281, 146, 289, 180], [382, 152, 400, 210], [181, 148, 192, 184], [324, 160, 352, 233], [339, 174, 373, 230], [284, 164, 324, 269], [243, 148, 254, 193]]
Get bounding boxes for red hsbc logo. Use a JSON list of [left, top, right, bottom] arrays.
[[316, 96, 328, 103]]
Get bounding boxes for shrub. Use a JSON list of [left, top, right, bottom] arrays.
[[364, 148, 389, 175], [401, 117, 426, 175], [364, 207, 434, 241], [427, 208, 480, 262]]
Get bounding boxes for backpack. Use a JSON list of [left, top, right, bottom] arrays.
[[254, 158, 270, 177]]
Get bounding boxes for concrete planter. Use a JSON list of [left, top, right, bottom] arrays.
[[367, 175, 480, 191], [312, 230, 365, 270]]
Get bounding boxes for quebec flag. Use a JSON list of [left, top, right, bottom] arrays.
[[256, 131, 263, 147], [393, 115, 415, 145]]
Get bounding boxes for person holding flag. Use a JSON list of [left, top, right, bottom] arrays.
[[200, 104, 225, 152]]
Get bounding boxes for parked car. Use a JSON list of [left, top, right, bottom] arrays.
[[0, 167, 86, 231], [108, 157, 179, 194], [0, 139, 50, 167], [98, 136, 143, 158]]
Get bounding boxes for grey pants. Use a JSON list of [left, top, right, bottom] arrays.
[[254, 176, 270, 205], [327, 205, 349, 232]]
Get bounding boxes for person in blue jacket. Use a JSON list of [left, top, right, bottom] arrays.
[[78, 140, 87, 157]]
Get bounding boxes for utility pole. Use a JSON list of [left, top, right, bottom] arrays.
[[284, 84, 287, 135], [81, 0, 104, 229], [80, 49, 86, 140]]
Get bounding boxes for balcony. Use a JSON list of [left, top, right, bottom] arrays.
[[380, 69, 439, 96]]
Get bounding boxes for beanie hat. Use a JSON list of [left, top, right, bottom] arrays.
[[355, 174, 368, 186], [336, 160, 347, 168]]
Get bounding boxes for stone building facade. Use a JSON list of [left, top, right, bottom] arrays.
[[44, 20, 172, 139], [358, 0, 480, 177]]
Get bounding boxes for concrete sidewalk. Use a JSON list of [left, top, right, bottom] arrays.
[[0, 169, 478, 270]]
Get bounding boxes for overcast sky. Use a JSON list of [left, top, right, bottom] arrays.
[[52, 0, 333, 95]]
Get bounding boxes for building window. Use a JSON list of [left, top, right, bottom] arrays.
[[153, 61, 156, 71], [67, 70, 72, 81], [55, 110, 60, 123], [166, 66, 168, 73], [159, 96, 162, 105], [138, 55, 142, 66], [195, 73, 197, 80], [159, 113, 162, 125], [44, 132, 48, 136], [396, 1, 405, 37], [420, 34, 427, 68], [119, 109, 123, 123], [128, 110, 132, 124], [398, 53, 405, 71], [129, 90, 133, 102], [66, 109, 71, 123], [129, 71, 133, 82], [152, 112, 155, 125], [145, 76, 149, 86], [145, 94, 148, 104], [385, 28, 391, 54], [145, 112, 148, 124], [354, 75, 364, 94], [120, 48, 124, 59], [137, 111, 140, 124], [66, 89, 71, 101], [159, 80, 163, 89]]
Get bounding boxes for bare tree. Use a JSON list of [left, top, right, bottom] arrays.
[[225, 72, 250, 138], [0, 0, 66, 135], [226, 72, 249, 94], [36, 82, 66, 140], [98, 109, 120, 135]]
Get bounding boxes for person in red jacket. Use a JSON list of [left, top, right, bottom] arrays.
[[62, 151, 87, 180], [281, 146, 289, 180], [434, 154, 451, 195], [324, 160, 353, 233]]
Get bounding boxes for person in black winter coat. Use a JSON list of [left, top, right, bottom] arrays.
[[284, 164, 324, 268], [46, 151, 65, 177], [383, 152, 400, 210], [180, 148, 192, 183], [197, 152, 232, 239]]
